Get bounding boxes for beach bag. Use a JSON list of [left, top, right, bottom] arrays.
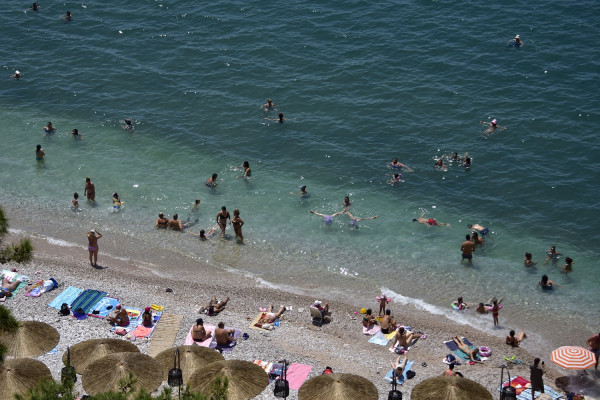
[[445, 354, 457, 364], [406, 370, 416, 379], [322, 367, 333, 375], [273, 379, 289, 397], [60, 303, 70, 316], [42, 278, 58, 293]]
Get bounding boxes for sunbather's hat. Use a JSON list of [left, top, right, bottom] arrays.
[[406, 370, 416, 379], [314, 300, 322, 306], [115, 304, 121, 309], [144, 306, 151, 312]]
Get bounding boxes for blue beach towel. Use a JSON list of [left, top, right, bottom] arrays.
[[369, 331, 390, 346], [385, 360, 414, 385], [444, 337, 480, 361], [88, 296, 120, 318], [70, 289, 107, 315], [210, 329, 241, 353], [48, 286, 84, 310]]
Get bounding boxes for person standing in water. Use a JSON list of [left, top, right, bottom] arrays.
[[87, 229, 102, 266], [35, 144, 45, 160], [461, 235, 475, 264], [232, 209, 244, 243], [216, 206, 231, 237], [84, 177, 95, 202], [206, 173, 218, 188], [238, 161, 251, 179]]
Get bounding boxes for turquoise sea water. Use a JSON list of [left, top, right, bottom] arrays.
[[1, 0, 599, 356]]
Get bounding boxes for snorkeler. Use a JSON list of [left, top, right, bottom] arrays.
[[310, 210, 345, 225], [413, 212, 450, 227], [343, 209, 378, 228]]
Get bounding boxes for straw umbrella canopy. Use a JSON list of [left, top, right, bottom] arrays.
[[62, 337, 139, 373], [298, 373, 378, 400], [411, 376, 492, 400], [154, 345, 224, 383], [188, 360, 268, 400], [0, 358, 52, 398], [81, 352, 164, 395], [0, 321, 59, 358]]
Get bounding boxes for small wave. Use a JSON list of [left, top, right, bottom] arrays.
[[45, 237, 81, 248]]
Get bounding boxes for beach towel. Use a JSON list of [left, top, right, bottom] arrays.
[[286, 363, 313, 390], [385, 360, 414, 385], [253, 360, 275, 375], [384, 328, 399, 341], [389, 338, 418, 354], [268, 363, 285, 383], [70, 289, 107, 315], [250, 312, 281, 331], [130, 311, 162, 338], [48, 286, 83, 310], [1, 270, 27, 297], [210, 329, 241, 353], [88, 296, 120, 319], [503, 376, 531, 395], [444, 337, 482, 361], [498, 380, 564, 400], [185, 324, 216, 347], [363, 325, 380, 335], [369, 331, 390, 346], [23, 281, 43, 297]]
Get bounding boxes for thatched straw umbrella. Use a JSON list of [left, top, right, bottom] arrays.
[[188, 360, 268, 400], [62, 338, 139, 373], [0, 358, 52, 398], [298, 373, 378, 400], [411, 376, 492, 400], [81, 352, 164, 395], [0, 321, 59, 358], [154, 345, 224, 384]]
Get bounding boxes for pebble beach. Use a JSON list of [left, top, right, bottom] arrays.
[[4, 229, 597, 400]]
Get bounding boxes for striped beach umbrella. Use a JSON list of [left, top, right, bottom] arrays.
[[551, 346, 596, 370]]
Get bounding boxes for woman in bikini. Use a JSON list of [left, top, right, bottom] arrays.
[[452, 336, 483, 363], [232, 209, 244, 243], [216, 206, 231, 237], [155, 212, 169, 229], [86, 229, 102, 267], [362, 308, 376, 329]]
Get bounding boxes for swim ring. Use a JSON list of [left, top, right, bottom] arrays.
[[479, 346, 492, 357], [451, 302, 467, 310], [485, 304, 503, 311], [376, 296, 392, 303]]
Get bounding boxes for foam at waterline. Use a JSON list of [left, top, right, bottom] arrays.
[[45, 236, 82, 248], [384, 287, 471, 325]]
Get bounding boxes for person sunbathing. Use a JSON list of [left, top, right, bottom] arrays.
[[391, 355, 408, 376], [204, 296, 229, 315], [141, 307, 153, 327], [259, 305, 286, 324], [191, 318, 212, 342], [452, 336, 483, 363], [362, 308, 377, 329], [506, 329, 527, 347], [393, 327, 424, 349], [312, 300, 330, 318], [0, 277, 21, 298], [215, 321, 236, 346], [380, 310, 397, 334], [107, 304, 129, 327]]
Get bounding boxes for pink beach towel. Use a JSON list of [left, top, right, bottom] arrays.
[[185, 325, 216, 347], [286, 363, 313, 390], [131, 325, 153, 338], [363, 325, 380, 335]]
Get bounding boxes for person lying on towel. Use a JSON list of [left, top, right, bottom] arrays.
[[258, 305, 286, 324], [0, 277, 21, 298], [204, 296, 230, 315]]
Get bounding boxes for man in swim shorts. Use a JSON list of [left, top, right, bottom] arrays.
[[168, 214, 184, 231], [413, 212, 450, 227], [587, 333, 600, 370], [84, 177, 95, 202], [393, 327, 423, 349], [461, 235, 475, 263]]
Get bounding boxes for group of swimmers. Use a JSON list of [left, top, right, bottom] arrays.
[[310, 196, 378, 228]]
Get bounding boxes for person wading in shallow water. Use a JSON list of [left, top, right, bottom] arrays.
[[87, 229, 102, 266]]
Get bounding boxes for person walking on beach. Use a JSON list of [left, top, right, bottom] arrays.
[[461, 235, 475, 263], [216, 206, 231, 237], [231, 209, 244, 243], [35, 144, 45, 160], [84, 177, 95, 202], [530, 358, 544, 399], [587, 333, 600, 370], [87, 229, 102, 267]]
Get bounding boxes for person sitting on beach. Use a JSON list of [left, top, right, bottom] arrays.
[[168, 214, 184, 231], [391, 355, 408, 377], [413, 212, 450, 227], [205, 173, 218, 188], [107, 304, 129, 327], [238, 161, 251, 179], [141, 307, 153, 327], [587, 332, 600, 371], [380, 310, 397, 334], [524, 252, 536, 267], [122, 118, 134, 131], [43, 121, 56, 134], [344, 209, 378, 228], [538, 274, 556, 289], [471, 232, 484, 246], [191, 318, 212, 342], [156, 212, 169, 229], [342, 196, 352, 209], [204, 296, 229, 315], [215, 322, 236, 346], [312, 300, 330, 319], [35, 144, 45, 160], [442, 363, 457, 376], [452, 336, 483, 363], [506, 329, 527, 347], [453, 297, 469, 310], [561, 257, 573, 272], [259, 305, 286, 324], [393, 327, 423, 349], [362, 308, 377, 329], [544, 246, 561, 264], [310, 210, 344, 225]]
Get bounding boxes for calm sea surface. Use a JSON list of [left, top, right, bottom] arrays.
[[1, 0, 599, 356]]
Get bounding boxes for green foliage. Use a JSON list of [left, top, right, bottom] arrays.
[[14, 377, 76, 400], [0, 304, 20, 333], [0, 206, 33, 264]]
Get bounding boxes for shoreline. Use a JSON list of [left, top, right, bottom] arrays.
[[3, 228, 593, 399]]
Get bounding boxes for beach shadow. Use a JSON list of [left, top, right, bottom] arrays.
[[92, 264, 107, 270]]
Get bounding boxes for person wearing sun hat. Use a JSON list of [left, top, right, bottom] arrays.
[[11, 70, 21, 79], [514, 34, 522, 45], [141, 306, 153, 327]]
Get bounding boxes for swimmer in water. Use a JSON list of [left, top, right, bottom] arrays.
[[412, 212, 450, 227], [463, 157, 471, 168], [206, 173, 218, 188], [43, 121, 56, 134], [35, 144, 45, 160], [265, 113, 287, 123], [189, 229, 210, 241], [539, 274, 557, 289], [513, 34, 523, 46], [343, 209, 378, 228], [524, 252, 536, 267], [122, 118, 134, 131], [310, 210, 345, 225], [71, 129, 80, 137], [449, 152, 462, 162], [112, 192, 122, 209], [561, 257, 573, 273], [544, 246, 561, 265], [434, 158, 447, 171], [341, 196, 352, 208], [290, 185, 309, 197], [29, 2, 39, 11], [64, 10, 72, 21], [238, 161, 251, 179], [481, 119, 506, 136], [386, 173, 402, 184], [72, 193, 79, 209], [11, 70, 21, 79], [471, 231, 484, 246], [262, 98, 276, 111], [388, 158, 413, 172]]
